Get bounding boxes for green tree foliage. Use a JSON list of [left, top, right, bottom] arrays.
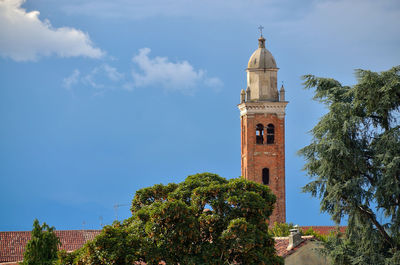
[[269, 223, 330, 242], [301, 227, 332, 242], [58, 173, 283, 265], [299, 66, 400, 264], [21, 219, 61, 265], [269, 222, 295, 237]]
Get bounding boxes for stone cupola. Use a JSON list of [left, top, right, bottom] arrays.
[[246, 36, 279, 102]]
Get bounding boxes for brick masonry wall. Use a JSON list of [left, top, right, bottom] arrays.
[[241, 113, 286, 224]]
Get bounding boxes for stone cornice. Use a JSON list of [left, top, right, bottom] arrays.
[[246, 68, 279, 72], [238, 101, 288, 118]]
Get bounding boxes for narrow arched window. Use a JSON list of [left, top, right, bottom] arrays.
[[262, 168, 269, 185], [266, 124, 275, 144], [256, 124, 264, 144]]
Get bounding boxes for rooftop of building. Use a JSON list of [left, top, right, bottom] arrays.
[[0, 226, 345, 264], [0, 230, 100, 264]]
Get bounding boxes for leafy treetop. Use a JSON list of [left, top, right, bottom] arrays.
[[21, 219, 60, 265], [57, 173, 283, 265]]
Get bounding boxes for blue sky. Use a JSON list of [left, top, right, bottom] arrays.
[[1, 0, 399, 231]]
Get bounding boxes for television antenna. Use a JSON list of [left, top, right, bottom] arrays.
[[114, 203, 130, 221], [99, 216, 104, 227]]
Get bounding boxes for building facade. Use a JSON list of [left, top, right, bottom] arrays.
[[238, 35, 288, 224]]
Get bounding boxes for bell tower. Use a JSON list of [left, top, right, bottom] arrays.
[[238, 33, 288, 224]]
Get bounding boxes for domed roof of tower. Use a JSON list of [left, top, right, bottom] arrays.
[[247, 36, 277, 69]]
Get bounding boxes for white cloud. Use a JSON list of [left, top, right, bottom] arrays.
[[0, 0, 104, 61], [204, 77, 223, 88], [274, 0, 400, 71], [60, 0, 400, 32], [82, 64, 125, 89], [101, 64, 124, 82], [56, 0, 400, 73], [122, 82, 134, 91], [64, 64, 132, 94], [61, 0, 286, 21], [62, 51, 222, 95], [63, 69, 80, 89], [284, 0, 400, 45], [131, 48, 222, 94]]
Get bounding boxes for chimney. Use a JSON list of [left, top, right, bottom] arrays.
[[287, 226, 302, 251]]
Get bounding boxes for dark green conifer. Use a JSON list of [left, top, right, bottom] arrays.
[[300, 66, 400, 264]]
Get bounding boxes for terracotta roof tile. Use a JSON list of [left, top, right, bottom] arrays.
[[274, 226, 347, 258], [300, 226, 346, 235], [1, 226, 345, 263], [274, 236, 314, 258], [0, 230, 100, 263]]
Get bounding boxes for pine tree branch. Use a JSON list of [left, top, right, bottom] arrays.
[[363, 174, 375, 186], [357, 205, 394, 248]]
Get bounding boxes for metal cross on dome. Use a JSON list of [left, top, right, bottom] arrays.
[[258, 25, 264, 37]]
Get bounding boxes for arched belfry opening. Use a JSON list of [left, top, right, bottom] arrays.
[[256, 124, 264, 144], [267, 124, 275, 144], [262, 168, 270, 185]]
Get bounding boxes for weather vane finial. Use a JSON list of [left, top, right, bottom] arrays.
[[258, 25, 264, 37]]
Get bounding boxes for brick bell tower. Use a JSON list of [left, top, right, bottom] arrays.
[[238, 33, 288, 224]]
